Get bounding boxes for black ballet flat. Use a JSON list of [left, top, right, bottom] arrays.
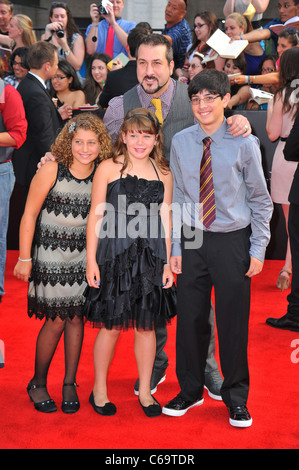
[[62, 383, 80, 414], [139, 396, 162, 417], [27, 381, 57, 413], [89, 392, 117, 416]]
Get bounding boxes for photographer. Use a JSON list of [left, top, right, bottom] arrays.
[[41, 2, 85, 72], [85, 1, 136, 57]]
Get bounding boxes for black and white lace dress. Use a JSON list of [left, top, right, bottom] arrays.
[[28, 163, 95, 321]]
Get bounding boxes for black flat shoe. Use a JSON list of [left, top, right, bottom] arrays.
[[62, 383, 80, 414], [27, 381, 57, 413], [139, 396, 162, 417], [89, 392, 116, 416]]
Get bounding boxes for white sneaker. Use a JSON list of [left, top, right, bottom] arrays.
[[162, 392, 204, 417]]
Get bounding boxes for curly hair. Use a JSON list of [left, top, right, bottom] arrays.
[[112, 107, 169, 175], [51, 113, 112, 167]]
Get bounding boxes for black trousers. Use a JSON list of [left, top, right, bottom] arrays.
[[287, 204, 299, 319], [176, 225, 251, 408]]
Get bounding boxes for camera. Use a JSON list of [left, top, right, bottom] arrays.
[[98, 2, 108, 15], [56, 29, 65, 38], [98, 0, 112, 15]]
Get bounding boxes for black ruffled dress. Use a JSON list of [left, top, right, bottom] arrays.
[[83, 162, 177, 330]]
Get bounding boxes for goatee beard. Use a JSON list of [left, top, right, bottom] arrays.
[[140, 77, 168, 95]]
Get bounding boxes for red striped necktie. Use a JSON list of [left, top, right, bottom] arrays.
[[199, 137, 216, 228]]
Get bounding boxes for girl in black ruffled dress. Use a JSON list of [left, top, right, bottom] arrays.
[[84, 108, 176, 417]]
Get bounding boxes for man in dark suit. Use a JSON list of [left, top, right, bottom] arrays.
[[98, 26, 145, 109], [13, 41, 64, 198], [266, 111, 299, 332]]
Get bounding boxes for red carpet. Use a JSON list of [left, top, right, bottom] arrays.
[[0, 251, 299, 450]]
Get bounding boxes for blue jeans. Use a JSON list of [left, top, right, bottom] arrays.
[[0, 161, 15, 296]]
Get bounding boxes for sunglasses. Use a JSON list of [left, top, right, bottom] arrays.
[[284, 27, 298, 34], [12, 60, 27, 68], [282, 27, 299, 43], [51, 2, 67, 8]]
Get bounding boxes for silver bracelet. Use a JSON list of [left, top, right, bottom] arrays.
[[18, 257, 32, 262], [164, 263, 170, 266]]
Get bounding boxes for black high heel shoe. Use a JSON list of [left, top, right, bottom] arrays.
[[62, 383, 80, 414], [139, 396, 162, 417], [27, 380, 57, 413]]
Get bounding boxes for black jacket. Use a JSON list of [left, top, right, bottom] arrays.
[[99, 60, 138, 109], [13, 73, 63, 187]]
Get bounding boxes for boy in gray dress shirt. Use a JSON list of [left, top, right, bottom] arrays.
[[162, 69, 273, 427]]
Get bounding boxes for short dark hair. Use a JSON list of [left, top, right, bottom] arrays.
[[188, 69, 230, 99], [10, 46, 29, 70], [136, 22, 152, 34], [137, 33, 173, 64], [127, 27, 148, 58]]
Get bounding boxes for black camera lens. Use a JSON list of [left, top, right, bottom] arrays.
[[56, 29, 65, 38]]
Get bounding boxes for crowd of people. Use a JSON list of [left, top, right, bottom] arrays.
[[1, 0, 299, 429]]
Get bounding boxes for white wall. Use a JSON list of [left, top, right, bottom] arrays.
[[122, 0, 168, 31]]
